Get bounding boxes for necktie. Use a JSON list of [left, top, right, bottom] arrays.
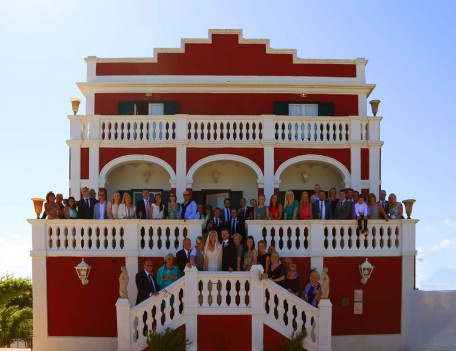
[[320, 202, 324, 219], [226, 209, 230, 222], [148, 273, 155, 291], [243, 208, 246, 218], [85, 198, 89, 207], [231, 219, 236, 234], [187, 250, 190, 262], [145, 200, 149, 219], [215, 218, 219, 226], [222, 241, 226, 248]]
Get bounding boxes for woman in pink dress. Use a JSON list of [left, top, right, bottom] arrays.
[[295, 191, 313, 220]]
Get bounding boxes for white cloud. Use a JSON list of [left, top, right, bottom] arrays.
[[443, 219, 456, 228], [430, 239, 452, 252]]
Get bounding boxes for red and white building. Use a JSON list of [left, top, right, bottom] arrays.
[[29, 29, 417, 351]]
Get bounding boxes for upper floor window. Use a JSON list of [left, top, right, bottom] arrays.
[[289, 104, 318, 116], [118, 101, 179, 115]]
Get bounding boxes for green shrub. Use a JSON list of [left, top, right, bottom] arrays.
[[146, 326, 191, 351]]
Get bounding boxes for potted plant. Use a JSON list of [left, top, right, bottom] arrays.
[[282, 329, 307, 351], [146, 327, 191, 351]]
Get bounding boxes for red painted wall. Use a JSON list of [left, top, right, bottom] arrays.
[[264, 324, 306, 351], [274, 149, 351, 173], [99, 148, 176, 172], [187, 148, 263, 173], [96, 34, 356, 77], [361, 148, 369, 180], [324, 256, 402, 335], [47, 256, 125, 336], [94, 93, 358, 116], [81, 147, 89, 179], [197, 315, 251, 350]]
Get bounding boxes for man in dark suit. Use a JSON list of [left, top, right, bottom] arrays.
[[334, 190, 352, 220], [221, 198, 232, 225], [238, 197, 253, 221], [77, 187, 95, 219], [229, 209, 246, 240], [212, 207, 224, 241], [176, 238, 192, 275], [312, 190, 332, 220], [136, 189, 151, 219], [377, 189, 389, 219], [220, 229, 236, 272], [135, 259, 159, 305]]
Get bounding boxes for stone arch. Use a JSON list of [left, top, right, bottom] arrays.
[[98, 154, 176, 188], [187, 154, 264, 187], [275, 154, 351, 187]]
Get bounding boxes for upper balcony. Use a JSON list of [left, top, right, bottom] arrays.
[[69, 114, 382, 148]]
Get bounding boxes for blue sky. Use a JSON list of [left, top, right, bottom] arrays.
[[0, 0, 455, 289]]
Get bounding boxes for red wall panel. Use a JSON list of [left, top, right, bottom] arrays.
[[197, 315, 251, 350], [94, 93, 358, 116], [99, 148, 176, 172], [361, 148, 369, 180], [187, 148, 263, 173], [324, 256, 402, 335], [80, 147, 89, 179], [47, 256, 125, 336], [96, 34, 356, 77], [274, 149, 351, 173]]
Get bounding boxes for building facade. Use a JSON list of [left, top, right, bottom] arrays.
[[29, 30, 417, 351]]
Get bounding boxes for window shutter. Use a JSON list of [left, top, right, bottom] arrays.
[[318, 103, 334, 116], [118, 101, 135, 115], [273, 102, 289, 115], [164, 101, 180, 115]]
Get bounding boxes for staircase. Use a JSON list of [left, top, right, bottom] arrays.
[[116, 265, 332, 351]]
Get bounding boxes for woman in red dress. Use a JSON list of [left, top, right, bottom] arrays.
[[266, 194, 282, 220], [295, 191, 313, 220]]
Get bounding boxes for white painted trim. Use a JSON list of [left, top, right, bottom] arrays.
[[98, 154, 176, 188], [274, 154, 351, 187], [186, 154, 264, 185], [77, 81, 375, 96], [92, 29, 367, 67]]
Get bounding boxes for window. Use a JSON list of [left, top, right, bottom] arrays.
[[148, 103, 164, 115], [289, 104, 318, 116]]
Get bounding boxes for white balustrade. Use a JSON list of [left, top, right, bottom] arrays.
[[30, 219, 412, 257], [68, 115, 381, 144]]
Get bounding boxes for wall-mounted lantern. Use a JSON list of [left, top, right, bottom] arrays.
[[75, 258, 92, 285], [359, 258, 374, 285]]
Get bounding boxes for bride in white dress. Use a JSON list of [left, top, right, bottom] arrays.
[[204, 230, 222, 271]]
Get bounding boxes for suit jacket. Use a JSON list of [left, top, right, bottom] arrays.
[[377, 201, 389, 219], [312, 200, 333, 220], [77, 198, 95, 219], [238, 206, 253, 221], [221, 207, 232, 225], [228, 219, 246, 240], [93, 202, 108, 219], [176, 248, 191, 275], [221, 239, 236, 271], [212, 216, 224, 241], [135, 270, 159, 305], [136, 199, 150, 219], [334, 200, 352, 220]]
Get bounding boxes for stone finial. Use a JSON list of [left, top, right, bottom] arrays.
[[119, 266, 129, 298], [320, 267, 330, 299]]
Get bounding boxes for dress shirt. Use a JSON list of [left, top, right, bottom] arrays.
[[320, 201, 326, 219]]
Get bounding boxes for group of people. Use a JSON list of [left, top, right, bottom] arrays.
[[135, 232, 323, 308]]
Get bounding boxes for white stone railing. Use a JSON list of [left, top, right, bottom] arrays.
[[28, 219, 417, 258], [69, 114, 381, 144], [116, 265, 332, 351]]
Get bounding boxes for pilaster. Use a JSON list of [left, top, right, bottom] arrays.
[[350, 146, 361, 191], [368, 146, 381, 197]]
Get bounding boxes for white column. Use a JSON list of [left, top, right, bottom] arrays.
[[317, 299, 333, 351], [183, 265, 198, 351], [123, 220, 140, 304], [85, 92, 95, 115], [262, 114, 276, 200], [175, 115, 189, 200], [116, 298, 132, 351], [250, 265, 265, 351], [401, 219, 418, 350], [358, 93, 367, 116], [29, 220, 48, 351], [68, 142, 81, 197], [355, 58, 367, 84], [85, 56, 98, 82], [350, 146, 361, 191], [88, 143, 100, 193], [309, 222, 325, 274], [369, 146, 381, 197]]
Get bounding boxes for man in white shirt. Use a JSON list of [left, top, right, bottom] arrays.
[[180, 191, 197, 220], [94, 190, 108, 219]]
